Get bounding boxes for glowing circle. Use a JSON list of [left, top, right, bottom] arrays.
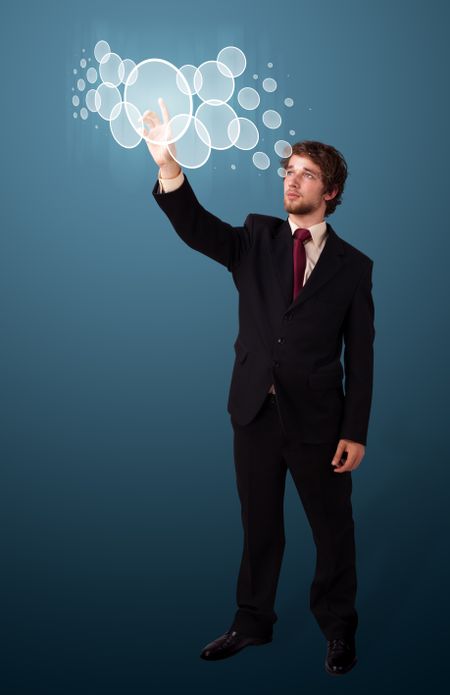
[[80, 58, 87, 68], [94, 40, 110, 63], [73, 112, 78, 119], [124, 58, 192, 145], [85, 89, 98, 112], [217, 46, 246, 77], [77, 78, 86, 91], [237, 87, 260, 110], [80, 108, 88, 120], [284, 97, 294, 107], [95, 83, 122, 121], [289, 129, 295, 136], [166, 114, 211, 169], [176, 64, 197, 95], [99, 52, 122, 87], [110, 102, 142, 149], [228, 117, 259, 150], [274, 140, 292, 157], [72, 95, 80, 107], [118, 59, 137, 85], [195, 101, 239, 150], [86, 67, 98, 84], [262, 109, 282, 129], [262, 78, 277, 93], [253, 152, 270, 170], [194, 61, 234, 104], [278, 167, 287, 178]]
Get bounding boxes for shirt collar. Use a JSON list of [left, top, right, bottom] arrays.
[[287, 217, 328, 248]]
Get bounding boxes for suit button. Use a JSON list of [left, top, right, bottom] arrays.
[[277, 337, 285, 344]]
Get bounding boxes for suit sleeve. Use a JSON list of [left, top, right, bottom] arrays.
[[152, 174, 253, 272], [339, 260, 375, 446]]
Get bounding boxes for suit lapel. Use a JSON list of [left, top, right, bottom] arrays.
[[270, 221, 345, 311]]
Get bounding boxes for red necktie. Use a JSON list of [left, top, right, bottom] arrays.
[[292, 227, 312, 300]]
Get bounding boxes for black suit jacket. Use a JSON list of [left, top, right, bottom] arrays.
[[152, 175, 375, 446]]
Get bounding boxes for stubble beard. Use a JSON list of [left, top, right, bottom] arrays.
[[284, 196, 320, 216]]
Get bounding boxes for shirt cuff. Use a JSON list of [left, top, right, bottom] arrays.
[[158, 169, 184, 193]]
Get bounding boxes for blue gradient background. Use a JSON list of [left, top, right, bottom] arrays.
[[1, 0, 449, 692]]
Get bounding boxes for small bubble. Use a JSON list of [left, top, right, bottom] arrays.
[[253, 74, 258, 79], [73, 68, 77, 75], [308, 107, 312, 111], [95, 124, 99, 129], [73, 112, 78, 119], [289, 129, 295, 136], [82, 48, 86, 53], [267, 62, 273, 68], [231, 164, 236, 170], [80, 58, 87, 68], [284, 97, 294, 107]]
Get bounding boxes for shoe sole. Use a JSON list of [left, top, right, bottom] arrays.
[[200, 637, 272, 661], [324, 655, 357, 675]]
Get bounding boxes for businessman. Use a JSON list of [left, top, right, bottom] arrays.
[[141, 100, 375, 675]]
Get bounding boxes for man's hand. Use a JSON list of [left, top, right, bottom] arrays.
[[139, 97, 180, 177], [331, 439, 365, 473]]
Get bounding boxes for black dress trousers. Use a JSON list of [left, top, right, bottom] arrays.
[[228, 393, 358, 641]]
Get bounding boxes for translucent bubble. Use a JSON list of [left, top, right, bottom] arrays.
[[77, 78, 86, 91], [94, 40, 111, 63], [86, 67, 98, 84], [72, 87, 75, 91], [118, 58, 137, 85], [289, 129, 295, 136], [228, 117, 259, 150], [82, 48, 86, 53], [274, 140, 292, 157], [277, 167, 287, 178], [253, 152, 270, 170], [262, 78, 277, 93], [73, 68, 77, 75], [80, 58, 87, 68], [176, 64, 197, 95], [110, 101, 142, 149], [217, 46, 246, 78], [284, 97, 294, 107], [73, 112, 78, 119], [99, 52, 122, 87], [80, 108, 88, 120], [253, 74, 258, 79], [194, 60, 234, 104], [95, 83, 122, 121], [85, 89, 98, 112], [262, 109, 282, 129], [267, 62, 273, 68], [124, 58, 192, 145], [72, 95, 80, 107], [195, 101, 239, 150], [231, 164, 236, 170], [166, 114, 211, 169], [237, 87, 260, 110]]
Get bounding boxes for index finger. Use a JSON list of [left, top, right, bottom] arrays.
[[158, 97, 170, 124]]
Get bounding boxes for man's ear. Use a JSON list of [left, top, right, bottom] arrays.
[[323, 186, 339, 202]]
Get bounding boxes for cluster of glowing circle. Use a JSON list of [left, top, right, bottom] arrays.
[[237, 87, 260, 110], [262, 109, 281, 129], [253, 152, 270, 170], [228, 117, 259, 150], [193, 61, 234, 103], [124, 59, 192, 145], [195, 101, 239, 150], [217, 46, 246, 77], [166, 115, 211, 168]]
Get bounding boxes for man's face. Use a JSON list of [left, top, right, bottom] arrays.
[[283, 154, 332, 217]]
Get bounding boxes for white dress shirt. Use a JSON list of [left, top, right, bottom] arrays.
[[157, 169, 328, 396]]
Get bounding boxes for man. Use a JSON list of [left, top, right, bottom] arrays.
[[141, 99, 375, 675]]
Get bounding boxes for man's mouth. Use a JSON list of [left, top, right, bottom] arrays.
[[287, 191, 300, 199]]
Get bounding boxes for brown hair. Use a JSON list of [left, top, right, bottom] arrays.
[[280, 141, 348, 216]]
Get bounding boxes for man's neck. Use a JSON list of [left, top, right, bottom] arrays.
[[288, 213, 325, 228]]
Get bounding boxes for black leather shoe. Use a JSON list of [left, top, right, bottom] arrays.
[[325, 637, 357, 675], [200, 630, 272, 661]]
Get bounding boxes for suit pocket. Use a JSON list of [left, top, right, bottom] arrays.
[[234, 338, 249, 364]]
